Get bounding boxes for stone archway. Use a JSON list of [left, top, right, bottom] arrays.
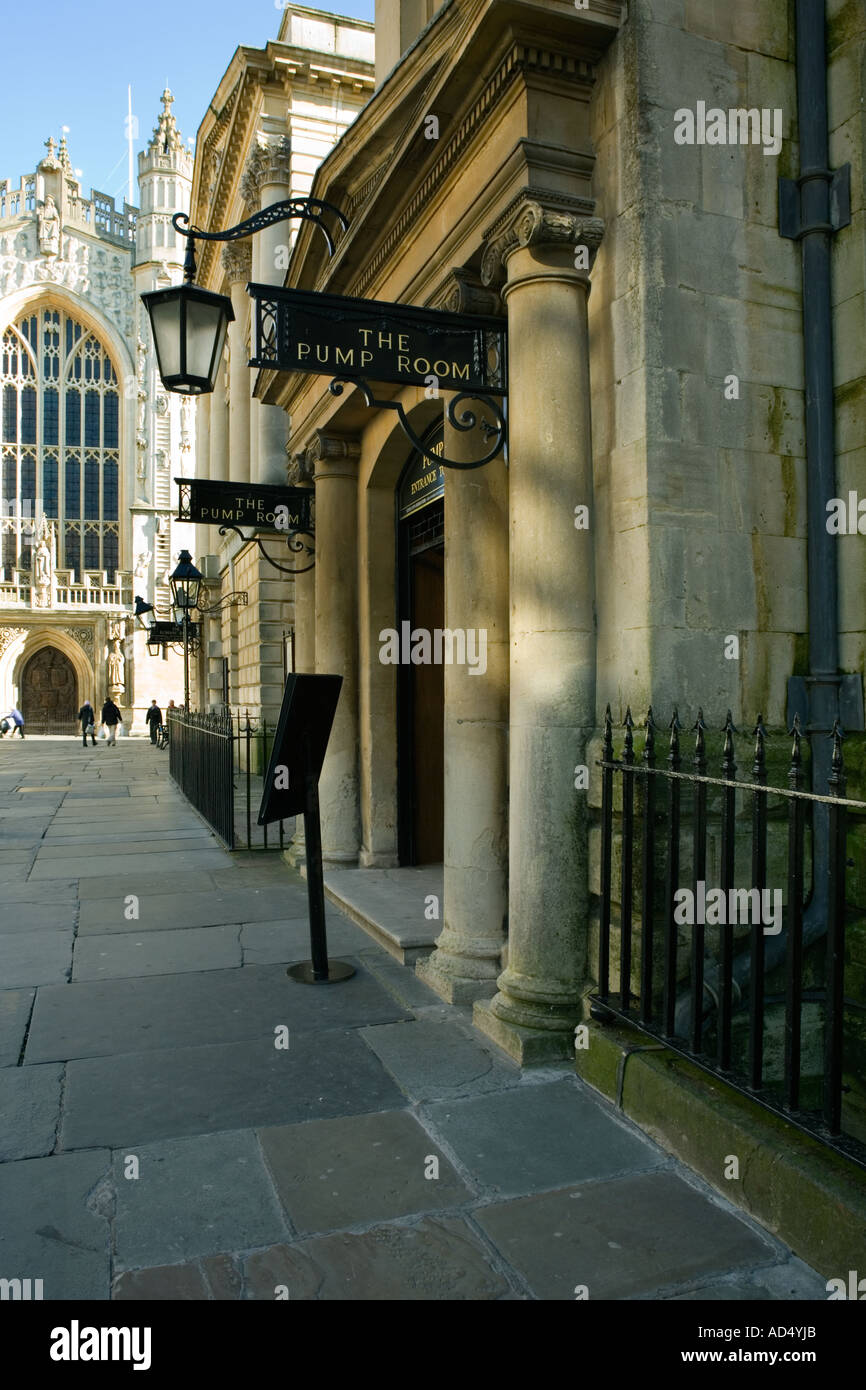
[[20, 647, 78, 731]]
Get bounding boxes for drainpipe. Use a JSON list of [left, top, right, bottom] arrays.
[[674, 0, 859, 1037]]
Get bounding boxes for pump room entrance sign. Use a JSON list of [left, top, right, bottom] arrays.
[[175, 478, 313, 533], [250, 285, 507, 395]]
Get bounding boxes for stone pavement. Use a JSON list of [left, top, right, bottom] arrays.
[[0, 737, 827, 1300]]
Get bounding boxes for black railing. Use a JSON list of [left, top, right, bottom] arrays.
[[591, 704, 866, 1168], [167, 709, 234, 848], [232, 712, 290, 851]]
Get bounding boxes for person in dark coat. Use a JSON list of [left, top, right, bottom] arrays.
[[145, 700, 163, 745], [78, 701, 96, 747], [101, 698, 123, 747]]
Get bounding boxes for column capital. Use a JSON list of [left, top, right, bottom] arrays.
[[306, 429, 361, 479], [221, 240, 252, 284], [286, 447, 314, 485], [242, 136, 292, 206], [432, 267, 502, 317], [480, 188, 604, 288]]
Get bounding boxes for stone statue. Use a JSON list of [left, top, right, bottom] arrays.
[[38, 196, 61, 257], [108, 637, 125, 695], [133, 550, 151, 580], [31, 517, 55, 608]]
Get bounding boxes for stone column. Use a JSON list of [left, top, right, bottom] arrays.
[[473, 193, 604, 1063], [193, 394, 211, 567], [312, 431, 361, 864], [210, 358, 229, 483], [418, 272, 509, 1004], [289, 447, 316, 675], [222, 242, 252, 486], [253, 138, 291, 487]]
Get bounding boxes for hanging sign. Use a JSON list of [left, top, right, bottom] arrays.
[[398, 435, 445, 520], [175, 478, 313, 533], [249, 285, 507, 395]]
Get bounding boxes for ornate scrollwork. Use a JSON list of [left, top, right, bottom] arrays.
[[328, 378, 506, 470], [217, 524, 316, 575], [173, 196, 348, 259]]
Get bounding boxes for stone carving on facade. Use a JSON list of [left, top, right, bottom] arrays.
[[37, 196, 61, 257], [108, 637, 125, 695], [221, 241, 252, 284], [64, 626, 95, 662], [154, 394, 168, 416], [286, 447, 314, 486], [240, 146, 264, 212], [0, 626, 27, 657], [480, 189, 605, 288], [133, 550, 151, 580], [31, 516, 57, 609], [180, 397, 192, 454], [438, 267, 502, 316], [0, 222, 136, 341]]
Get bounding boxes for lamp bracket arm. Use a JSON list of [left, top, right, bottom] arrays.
[[172, 198, 348, 259], [217, 524, 316, 575]]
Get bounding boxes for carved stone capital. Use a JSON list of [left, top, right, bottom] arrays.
[[433, 267, 502, 316], [305, 430, 361, 474], [480, 188, 604, 288], [242, 136, 292, 206], [221, 241, 252, 284], [286, 448, 314, 485]]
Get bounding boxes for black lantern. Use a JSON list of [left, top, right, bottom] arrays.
[[140, 283, 233, 396], [134, 596, 155, 630], [169, 549, 203, 616]]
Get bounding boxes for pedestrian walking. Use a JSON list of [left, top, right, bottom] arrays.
[[101, 697, 122, 747], [78, 700, 97, 747], [3, 707, 25, 739], [145, 699, 163, 746]]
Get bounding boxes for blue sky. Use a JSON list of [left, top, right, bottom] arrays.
[[1, 0, 374, 206]]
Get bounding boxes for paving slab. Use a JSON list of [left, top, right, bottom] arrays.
[[29, 848, 229, 879], [60, 1029, 407, 1148], [475, 1171, 776, 1300], [356, 950, 446, 1010], [0, 881, 76, 904], [77, 871, 217, 900], [78, 886, 310, 934], [422, 1078, 664, 1196], [113, 1131, 290, 1270], [0, 988, 34, 1067], [258, 1110, 472, 1234], [26, 962, 410, 1062], [0, 1062, 63, 1160], [0, 902, 77, 934], [0, 1149, 112, 1300], [240, 917, 371, 965], [0, 929, 73, 988], [668, 1260, 826, 1301], [34, 833, 215, 858], [72, 925, 242, 981], [362, 1018, 520, 1102], [113, 1255, 242, 1301], [242, 1217, 514, 1300]]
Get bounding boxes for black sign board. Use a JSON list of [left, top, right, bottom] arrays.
[[175, 478, 312, 534], [398, 435, 445, 519], [258, 673, 342, 824], [250, 285, 507, 395]]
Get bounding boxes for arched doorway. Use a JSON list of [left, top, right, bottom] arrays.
[[20, 646, 78, 731]]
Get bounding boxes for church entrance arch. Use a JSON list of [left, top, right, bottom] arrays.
[[20, 646, 78, 732]]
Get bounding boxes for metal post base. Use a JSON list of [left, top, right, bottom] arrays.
[[287, 960, 356, 984]]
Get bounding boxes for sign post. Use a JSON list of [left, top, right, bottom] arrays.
[[258, 673, 354, 984]]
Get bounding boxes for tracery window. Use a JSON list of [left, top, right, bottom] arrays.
[[0, 307, 120, 578]]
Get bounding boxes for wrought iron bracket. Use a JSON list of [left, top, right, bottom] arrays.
[[198, 590, 249, 616], [217, 524, 315, 575], [172, 198, 348, 281], [328, 377, 507, 470]]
